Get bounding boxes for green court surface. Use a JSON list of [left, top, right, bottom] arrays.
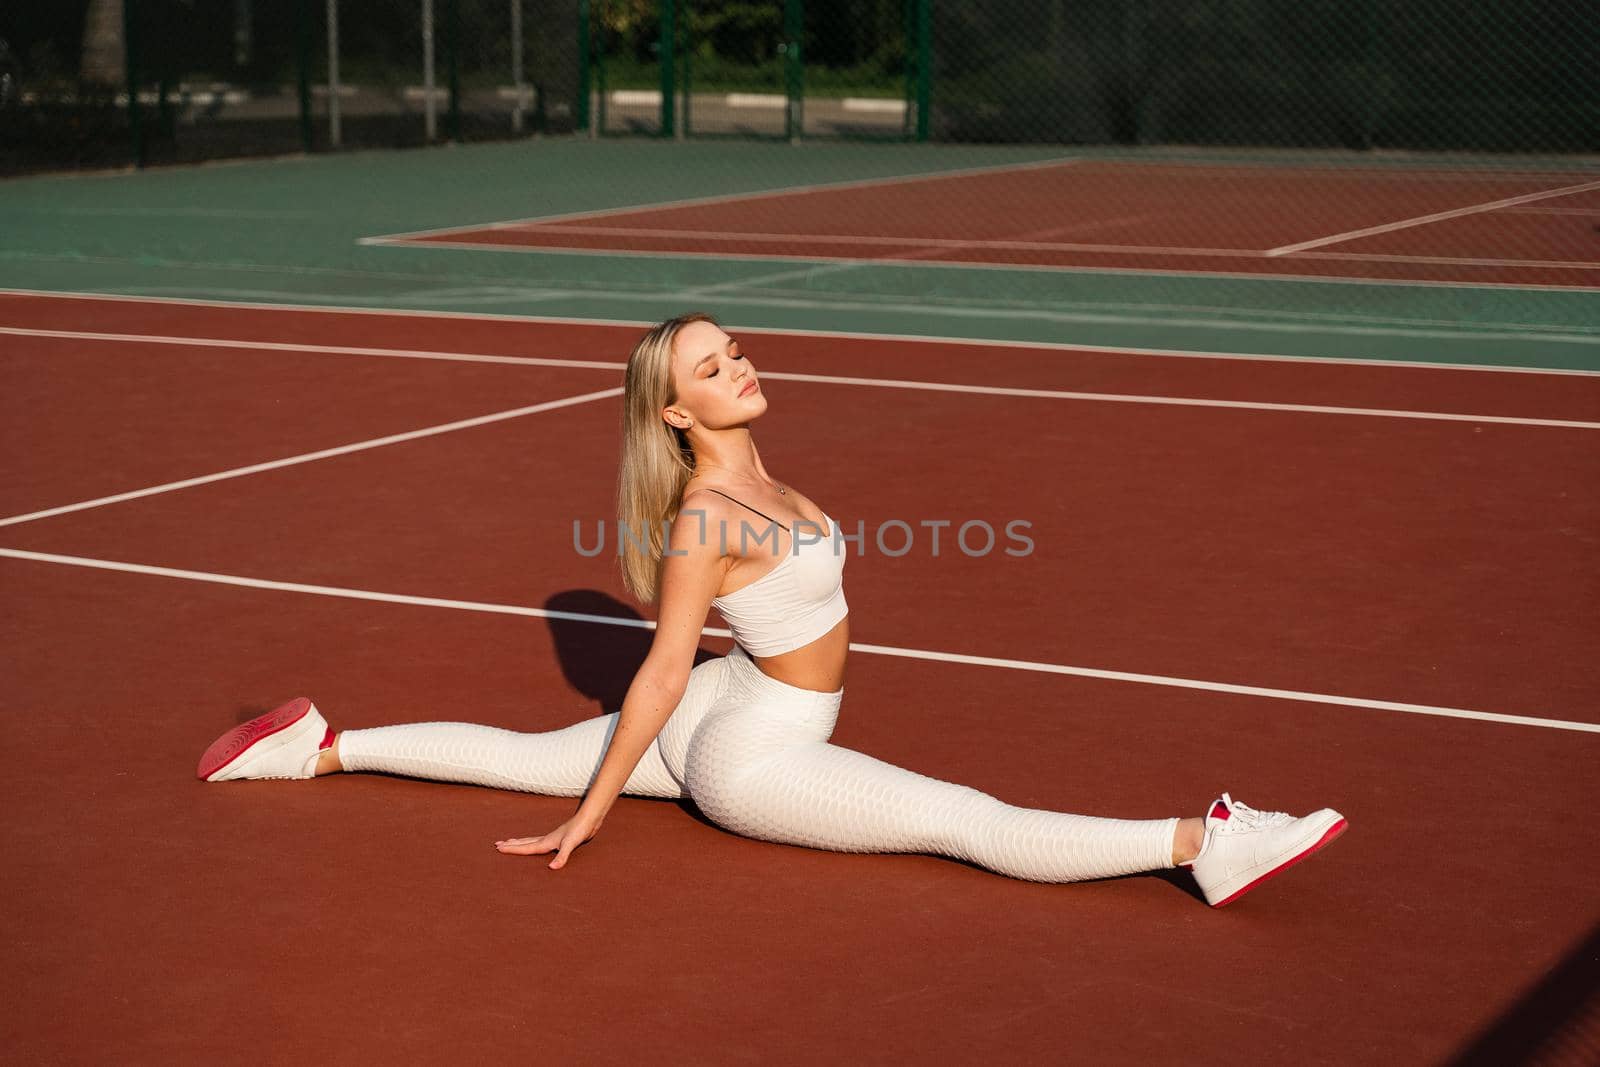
[[2, 137, 1596, 369]]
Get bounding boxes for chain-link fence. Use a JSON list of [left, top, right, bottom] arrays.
[[1, 0, 581, 175], [930, 0, 1597, 152], [4, 1, 1592, 174], [3, 1, 314, 173], [587, 0, 908, 140]]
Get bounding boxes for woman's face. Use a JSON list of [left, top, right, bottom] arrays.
[[666, 319, 766, 432]]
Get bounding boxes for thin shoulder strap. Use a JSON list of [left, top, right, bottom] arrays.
[[700, 488, 789, 531]]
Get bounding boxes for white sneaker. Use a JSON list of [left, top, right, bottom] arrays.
[[1187, 792, 1347, 907], [198, 697, 334, 782]]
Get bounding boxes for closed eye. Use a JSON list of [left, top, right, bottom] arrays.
[[708, 353, 747, 377]]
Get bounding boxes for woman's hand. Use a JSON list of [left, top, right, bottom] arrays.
[[494, 811, 603, 870]]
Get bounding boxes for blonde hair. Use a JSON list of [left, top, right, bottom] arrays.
[[617, 312, 718, 603]]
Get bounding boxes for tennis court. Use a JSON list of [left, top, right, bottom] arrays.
[[369, 157, 1600, 286], [3, 9, 1598, 1059]]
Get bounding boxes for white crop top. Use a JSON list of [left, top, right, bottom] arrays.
[[704, 490, 848, 657]]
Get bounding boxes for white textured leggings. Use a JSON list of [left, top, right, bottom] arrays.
[[338, 643, 1179, 882]]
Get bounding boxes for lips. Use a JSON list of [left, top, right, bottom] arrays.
[[739, 380, 758, 397]]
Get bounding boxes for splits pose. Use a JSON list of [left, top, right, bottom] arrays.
[[198, 313, 1346, 907]]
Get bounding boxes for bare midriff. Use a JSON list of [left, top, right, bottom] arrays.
[[748, 613, 850, 693]]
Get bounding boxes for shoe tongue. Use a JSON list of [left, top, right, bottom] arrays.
[[1208, 798, 1232, 822]]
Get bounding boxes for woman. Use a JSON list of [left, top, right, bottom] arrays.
[[197, 313, 1346, 907]]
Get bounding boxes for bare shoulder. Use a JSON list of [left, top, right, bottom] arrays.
[[678, 485, 740, 530], [669, 487, 740, 567]]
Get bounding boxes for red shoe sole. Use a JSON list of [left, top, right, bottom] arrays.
[[197, 697, 314, 781], [1210, 816, 1348, 907]]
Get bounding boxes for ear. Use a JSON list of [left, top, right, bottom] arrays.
[[663, 407, 692, 431]]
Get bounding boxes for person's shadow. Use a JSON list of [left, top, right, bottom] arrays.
[[545, 589, 723, 717], [545, 588, 724, 830]]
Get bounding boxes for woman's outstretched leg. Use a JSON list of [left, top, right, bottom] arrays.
[[200, 653, 734, 795], [335, 714, 686, 798], [687, 724, 1180, 883], [682, 686, 1346, 899]]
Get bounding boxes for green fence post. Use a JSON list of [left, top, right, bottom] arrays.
[[913, 0, 931, 142], [447, 0, 462, 141], [296, 0, 313, 151], [681, 10, 693, 139], [783, 0, 803, 142], [123, 0, 144, 167], [577, 0, 591, 133], [596, 17, 608, 136], [901, 0, 914, 140], [659, 0, 675, 137]]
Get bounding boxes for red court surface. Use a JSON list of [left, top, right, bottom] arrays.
[[4, 293, 1598, 1062], [368, 160, 1600, 287]]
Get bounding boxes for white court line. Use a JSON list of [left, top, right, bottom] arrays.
[[750, 369, 1600, 429], [680, 260, 865, 298], [372, 231, 1600, 277], [2, 546, 1594, 735], [0, 326, 625, 370], [359, 156, 1084, 243], [5, 290, 1598, 375], [8, 327, 1598, 430], [1266, 179, 1600, 256], [1297, 250, 1600, 270], [0, 385, 623, 528], [436, 222, 1600, 273], [386, 287, 1598, 343], [524, 222, 1270, 257], [1501, 207, 1600, 217], [675, 213, 1161, 297]]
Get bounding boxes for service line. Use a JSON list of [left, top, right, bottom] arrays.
[[0, 384, 623, 528], [2, 547, 1595, 735]]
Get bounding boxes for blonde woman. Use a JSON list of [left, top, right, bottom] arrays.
[[198, 313, 1346, 907]]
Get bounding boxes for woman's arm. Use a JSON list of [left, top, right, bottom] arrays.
[[496, 495, 730, 868]]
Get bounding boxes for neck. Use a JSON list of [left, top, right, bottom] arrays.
[[690, 428, 765, 481]]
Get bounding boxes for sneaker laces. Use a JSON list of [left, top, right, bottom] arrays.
[[1219, 793, 1295, 831]]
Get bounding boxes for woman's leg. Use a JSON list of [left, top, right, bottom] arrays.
[[336, 714, 687, 798], [684, 671, 1178, 883], [699, 738, 1178, 882], [331, 653, 732, 798]]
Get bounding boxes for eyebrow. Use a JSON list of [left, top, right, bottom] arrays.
[[694, 338, 737, 371]]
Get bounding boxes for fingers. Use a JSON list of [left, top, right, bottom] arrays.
[[494, 823, 594, 869], [494, 833, 556, 855]]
